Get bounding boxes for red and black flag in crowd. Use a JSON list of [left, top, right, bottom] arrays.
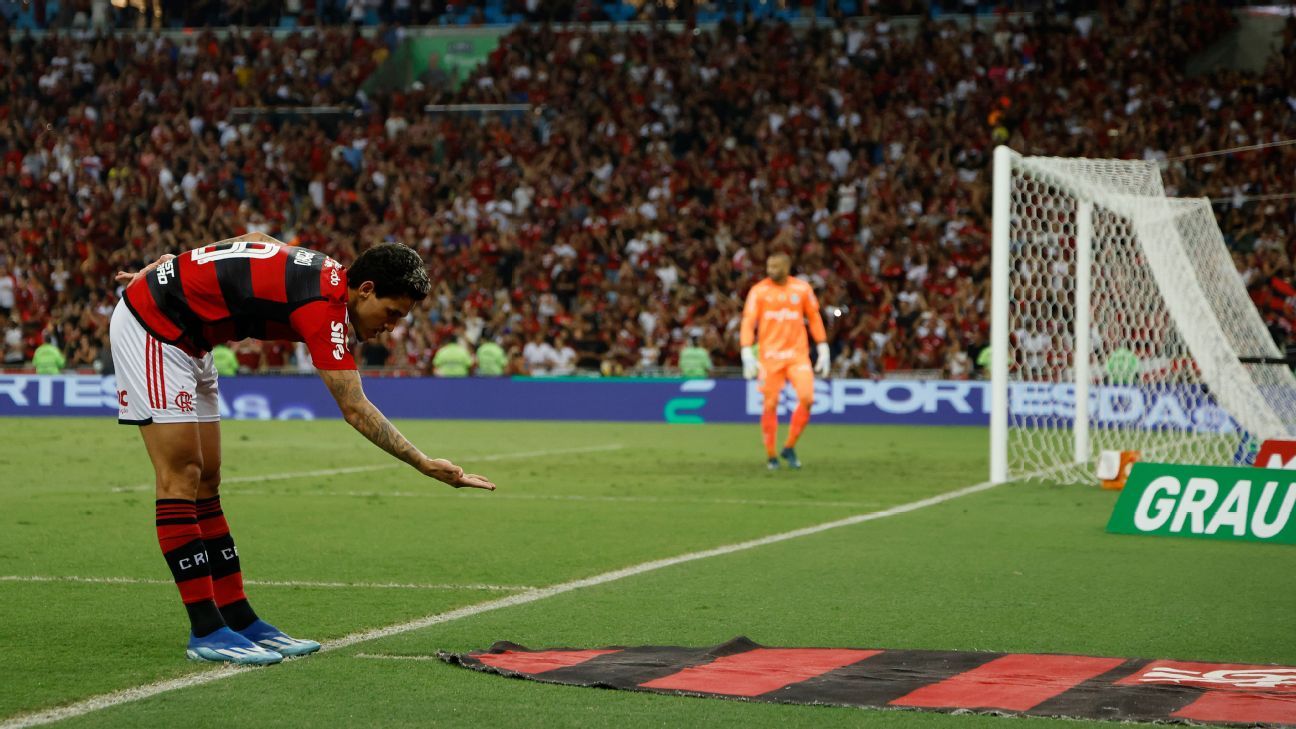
[[441, 637, 1296, 727]]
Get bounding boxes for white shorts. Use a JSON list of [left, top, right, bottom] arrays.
[[110, 300, 220, 425]]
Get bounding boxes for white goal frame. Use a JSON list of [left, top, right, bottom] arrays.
[[989, 145, 1296, 484]]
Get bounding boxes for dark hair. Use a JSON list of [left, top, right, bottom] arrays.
[[347, 244, 431, 301]]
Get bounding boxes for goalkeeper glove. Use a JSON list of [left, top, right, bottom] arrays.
[[814, 342, 831, 378], [741, 346, 759, 380]]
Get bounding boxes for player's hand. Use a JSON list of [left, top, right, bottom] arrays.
[[814, 342, 831, 378], [115, 254, 176, 287], [421, 457, 496, 491], [741, 346, 759, 380]]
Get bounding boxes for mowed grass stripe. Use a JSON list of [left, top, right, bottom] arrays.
[[107, 443, 628, 493], [0, 576, 534, 591]]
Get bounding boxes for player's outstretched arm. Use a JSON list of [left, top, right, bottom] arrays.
[[318, 369, 495, 491], [115, 253, 176, 288]]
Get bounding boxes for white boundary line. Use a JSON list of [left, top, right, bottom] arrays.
[[0, 576, 533, 592], [179, 489, 881, 510], [0, 473, 1014, 729], [354, 653, 444, 662], [108, 444, 626, 493]]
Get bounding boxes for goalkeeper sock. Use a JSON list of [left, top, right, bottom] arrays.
[[761, 410, 778, 458], [197, 496, 259, 631], [156, 499, 224, 637], [785, 403, 811, 448]]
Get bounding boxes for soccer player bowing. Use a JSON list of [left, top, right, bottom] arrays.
[[112, 236, 494, 665], [740, 253, 831, 470]]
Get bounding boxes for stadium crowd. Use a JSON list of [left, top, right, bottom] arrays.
[[1, 2, 1293, 378]]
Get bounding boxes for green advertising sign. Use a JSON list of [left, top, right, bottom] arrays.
[[1107, 463, 1296, 544], [364, 29, 508, 94]]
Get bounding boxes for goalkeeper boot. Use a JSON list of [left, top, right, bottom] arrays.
[[780, 447, 802, 470], [187, 627, 283, 665], [767, 457, 780, 471], [238, 619, 321, 658]]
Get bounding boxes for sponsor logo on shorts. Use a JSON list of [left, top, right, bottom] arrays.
[[118, 390, 129, 407], [175, 390, 194, 413]]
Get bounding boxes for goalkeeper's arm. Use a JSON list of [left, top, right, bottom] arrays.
[[740, 290, 760, 380]]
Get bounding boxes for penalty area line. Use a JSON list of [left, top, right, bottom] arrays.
[[1, 471, 1023, 729]]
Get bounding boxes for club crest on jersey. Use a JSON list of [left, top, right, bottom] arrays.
[[175, 391, 194, 413], [791, 294, 800, 304], [331, 321, 346, 360]]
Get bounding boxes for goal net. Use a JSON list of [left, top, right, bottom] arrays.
[[989, 146, 1296, 484]]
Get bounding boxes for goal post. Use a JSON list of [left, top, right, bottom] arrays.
[[989, 146, 1296, 484]]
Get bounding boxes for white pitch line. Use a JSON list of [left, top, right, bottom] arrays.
[[108, 444, 626, 493], [354, 653, 444, 662], [0, 575, 533, 592], [0, 472, 1016, 729], [290, 491, 882, 510]]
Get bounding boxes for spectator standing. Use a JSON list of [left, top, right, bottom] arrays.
[[32, 337, 66, 374], [678, 336, 713, 379], [212, 344, 239, 377], [433, 331, 474, 377], [3, 318, 24, 366], [552, 334, 577, 376], [0, 265, 14, 318], [522, 333, 557, 376], [475, 335, 508, 376]]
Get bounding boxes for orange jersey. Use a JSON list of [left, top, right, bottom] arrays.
[[740, 276, 827, 362]]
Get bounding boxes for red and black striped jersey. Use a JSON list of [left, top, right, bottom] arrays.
[[123, 241, 357, 370]]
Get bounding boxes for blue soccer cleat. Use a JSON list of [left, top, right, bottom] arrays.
[[237, 619, 321, 658], [186, 627, 283, 665], [781, 447, 802, 470], [767, 457, 780, 470]]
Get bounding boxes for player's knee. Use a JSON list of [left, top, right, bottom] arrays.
[[797, 392, 815, 408], [157, 459, 203, 500], [198, 468, 221, 498]]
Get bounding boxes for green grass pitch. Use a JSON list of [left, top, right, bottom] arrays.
[[1, 417, 1292, 728]]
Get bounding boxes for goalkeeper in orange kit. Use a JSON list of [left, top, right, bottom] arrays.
[[740, 253, 831, 470]]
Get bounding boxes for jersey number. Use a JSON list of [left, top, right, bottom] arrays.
[[191, 242, 279, 265]]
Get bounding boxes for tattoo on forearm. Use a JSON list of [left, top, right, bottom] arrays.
[[353, 403, 423, 466], [325, 371, 423, 468]]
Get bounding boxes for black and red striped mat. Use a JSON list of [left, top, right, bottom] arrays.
[[440, 637, 1296, 726]]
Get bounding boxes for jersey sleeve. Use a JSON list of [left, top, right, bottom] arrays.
[[289, 300, 357, 371], [740, 285, 761, 348], [803, 284, 828, 344]]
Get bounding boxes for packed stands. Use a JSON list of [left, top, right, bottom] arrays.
[[1, 2, 1292, 378]]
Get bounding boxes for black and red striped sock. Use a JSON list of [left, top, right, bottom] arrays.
[[156, 499, 224, 637], [196, 496, 259, 631]]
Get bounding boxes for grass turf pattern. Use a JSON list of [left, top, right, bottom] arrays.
[[0, 418, 1291, 727]]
